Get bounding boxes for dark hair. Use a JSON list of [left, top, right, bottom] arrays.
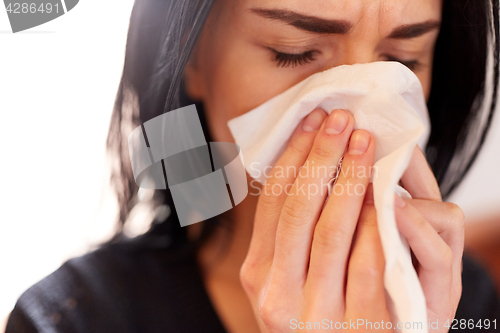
[[105, 0, 499, 253]]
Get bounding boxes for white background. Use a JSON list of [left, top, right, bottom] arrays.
[[1, 1, 500, 331], [0, 0, 134, 330]]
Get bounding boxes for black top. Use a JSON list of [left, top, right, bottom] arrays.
[[5, 232, 500, 333]]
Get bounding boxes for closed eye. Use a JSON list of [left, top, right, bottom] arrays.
[[385, 56, 423, 71], [268, 48, 422, 71], [269, 48, 319, 68]]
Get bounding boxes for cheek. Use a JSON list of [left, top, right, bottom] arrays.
[[417, 68, 432, 102], [417, 50, 436, 102], [201, 41, 303, 142]]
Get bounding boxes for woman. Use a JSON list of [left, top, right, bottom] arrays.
[[6, 0, 500, 332]]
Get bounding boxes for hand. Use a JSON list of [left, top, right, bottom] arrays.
[[396, 146, 465, 332], [240, 108, 392, 332]]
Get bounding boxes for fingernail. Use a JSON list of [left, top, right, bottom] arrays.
[[303, 109, 325, 132], [325, 109, 349, 134], [394, 194, 406, 208], [348, 130, 370, 155]]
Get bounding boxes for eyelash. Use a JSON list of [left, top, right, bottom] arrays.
[[270, 49, 422, 71], [271, 50, 318, 68], [385, 56, 422, 71]]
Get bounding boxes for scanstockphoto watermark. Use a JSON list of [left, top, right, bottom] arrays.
[[290, 318, 498, 330], [290, 319, 424, 330], [291, 319, 426, 331], [3, 0, 80, 33], [248, 161, 379, 198]]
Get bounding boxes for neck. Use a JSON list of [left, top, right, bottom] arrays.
[[194, 187, 259, 282]]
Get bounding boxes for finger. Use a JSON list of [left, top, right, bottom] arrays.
[[272, 109, 354, 285], [345, 202, 389, 320], [403, 199, 465, 262], [306, 130, 376, 306], [400, 146, 442, 201], [248, 108, 327, 266], [394, 197, 459, 312]]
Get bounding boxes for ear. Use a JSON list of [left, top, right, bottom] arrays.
[[183, 50, 205, 101]]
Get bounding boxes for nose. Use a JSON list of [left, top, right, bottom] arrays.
[[340, 41, 379, 66], [322, 41, 379, 70]]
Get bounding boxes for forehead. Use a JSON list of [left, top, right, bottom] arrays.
[[240, 0, 442, 32]]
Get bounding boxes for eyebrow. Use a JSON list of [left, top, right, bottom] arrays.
[[387, 21, 441, 39], [250, 8, 352, 34], [250, 8, 440, 39]]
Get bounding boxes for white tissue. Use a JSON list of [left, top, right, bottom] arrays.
[[227, 61, 431, 333]]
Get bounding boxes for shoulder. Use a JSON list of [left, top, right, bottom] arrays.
[[5, 239, 152, 333], [5, 235, 224, 333]]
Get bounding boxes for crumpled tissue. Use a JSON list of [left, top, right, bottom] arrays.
[[227, 61, 431, 333]]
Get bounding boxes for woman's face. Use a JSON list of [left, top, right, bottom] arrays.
[[184, 0, 442, 143]]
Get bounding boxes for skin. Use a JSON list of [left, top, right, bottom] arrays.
[[183, 0, 465, 332]]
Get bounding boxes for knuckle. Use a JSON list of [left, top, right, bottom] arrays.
[[432, 246, 453, 272], [280, 196, 313, 227], [412, 213, 428, 232], [239, 260, 259, 296], [348, 266, 384, 307], [351, 261, 383, 281], [310, 138, 340, 161], [354, 290, 380, 310], [259, 186, 283, 215], [350, 285, 382, 308], [445, 202, 465, 225], [288, 134, 313, 155], [259, 297, 287, 331], [313, 222, 347, 254], [259, 304, 278, 330]]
